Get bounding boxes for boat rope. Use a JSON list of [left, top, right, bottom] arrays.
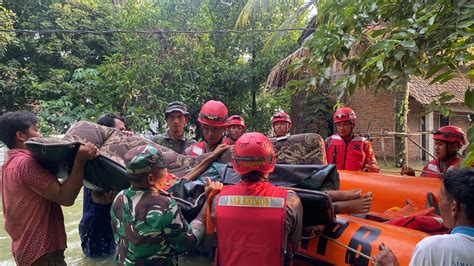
[[171, 192, 206, 208], [301, 228, 375, 263]]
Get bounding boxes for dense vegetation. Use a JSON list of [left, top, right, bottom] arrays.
[[0, 0, 299, 135]]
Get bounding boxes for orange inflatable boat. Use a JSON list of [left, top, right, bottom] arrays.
[[339, 170, 442, 212], [295, 214, 430, 266]]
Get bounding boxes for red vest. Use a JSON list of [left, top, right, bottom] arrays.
[[186, 141, 207, 157], [422, 157, 461, 178], [215, 181, 288, 266], [222, 136, 235, 145], [325, 134, 366, 171]]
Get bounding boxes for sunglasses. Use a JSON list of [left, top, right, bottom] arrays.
[[335, 113, 355, 119]]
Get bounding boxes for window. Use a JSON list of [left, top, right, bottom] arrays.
[[439, 114, 449, 127]]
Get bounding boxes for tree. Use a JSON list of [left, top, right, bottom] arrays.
[[246, 0, 473, 166], [0, 0, 298, 135]]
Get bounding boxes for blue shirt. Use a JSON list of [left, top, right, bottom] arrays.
[[79, 187, 115, 257]]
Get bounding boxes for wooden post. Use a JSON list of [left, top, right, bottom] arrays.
[[380, 129, 388, 166]]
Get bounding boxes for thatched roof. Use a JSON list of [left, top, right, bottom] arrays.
[[265, 47, 311, 88], [265, 22, 385, 89]]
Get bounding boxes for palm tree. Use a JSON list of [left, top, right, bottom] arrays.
[[235, 0, 317, 52]]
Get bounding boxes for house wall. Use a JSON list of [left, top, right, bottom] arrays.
[[344, 90, 471, 163], [345, 89, 397, 161], [406, 98, 424, 162]]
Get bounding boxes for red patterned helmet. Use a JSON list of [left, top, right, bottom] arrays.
[[232, 132, 276, 175], [227, 115, 245, 128], [333, 107, 357, 124], [271, 111, 292, 127], [433, 126, 466, 145], [197, 100, 228, 127]]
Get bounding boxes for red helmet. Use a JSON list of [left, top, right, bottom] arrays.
[[197, 100, 228, 127], [227, 115, 245, 128], [232, 132, 276, 175], [271, 111, 292, 127], [334, 107, 357, 124], [433, 126, 466, 145]]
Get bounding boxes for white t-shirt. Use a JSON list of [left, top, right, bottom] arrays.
[[409, 232, 474, 266]]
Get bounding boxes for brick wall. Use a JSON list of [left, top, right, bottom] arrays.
[[345, 89, 472, 163], [345, 88, 396, 161], [406, 98, 424, 161]]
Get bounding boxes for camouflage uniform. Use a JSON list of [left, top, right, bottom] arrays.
[[153, 101, 196, 154], [153, 130, 196, 154], [110, 144, 205, 265]]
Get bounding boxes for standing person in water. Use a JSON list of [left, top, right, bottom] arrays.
[[79, 113, 129, 258], [325, 107, 379, 172], [0, 111, 98, 265]]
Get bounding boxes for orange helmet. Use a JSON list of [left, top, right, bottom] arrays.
[[433, 126, 466, 145], [232, 132, 276, 175], [197, 100, 228, 127], [271, 111, 292, 127], [227, 115, 245, 128], [334, 107, 356, 124]]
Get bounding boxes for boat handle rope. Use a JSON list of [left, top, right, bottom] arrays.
[[302, 227, 375, 263], [171, 192, 206, 208]]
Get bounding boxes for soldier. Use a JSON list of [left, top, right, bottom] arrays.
[[154, 101, 196, 154], [186, 100, 228, 156], [110, 144, 220, 265], [213, 132, 303, 266], [401, 126, 466, 178], [223, 115, 246, 145], [272, 111, 292, 137], [325, 107, 380, 172]]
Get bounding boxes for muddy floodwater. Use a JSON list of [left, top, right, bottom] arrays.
[[0, 189, 212, 266]]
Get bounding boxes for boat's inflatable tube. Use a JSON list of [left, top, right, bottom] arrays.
[[296, 214, 429, 266], [339, 170, 441, 212]]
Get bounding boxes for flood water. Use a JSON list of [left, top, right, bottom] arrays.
[[0, 189, 213, 266]]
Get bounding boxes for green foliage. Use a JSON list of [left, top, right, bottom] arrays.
[[0, 6, 16, 56], [0, 0, 297, 135], [275, 0, 473, 165]]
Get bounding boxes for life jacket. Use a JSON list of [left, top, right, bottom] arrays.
[[222, 136, 234, 145], [325, 134, 366, 171], [215, 181, 288, 266], [422, 156, 461, 178], [186, 141, 207, 157]]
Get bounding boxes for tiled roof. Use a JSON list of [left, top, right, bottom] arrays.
[[409, 75, 469, 105]]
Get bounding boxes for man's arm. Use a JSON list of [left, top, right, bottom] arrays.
[[182, 144, 230, 181], [166, 177, 222, 252], [42, 143, 99, 206], [286, 191, 303, 251], [363, 141, 380, 173]]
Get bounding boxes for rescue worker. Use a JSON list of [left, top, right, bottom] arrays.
[[110, 144, 221, 265], [186, 100, 228, 156], [272, 111, 292, 137], [325, 107, 380, 172], [213, 132, 303, 266], [153, 101, 196, 154], [401, 126, 466, 178], [223, 115, 245, 145]]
